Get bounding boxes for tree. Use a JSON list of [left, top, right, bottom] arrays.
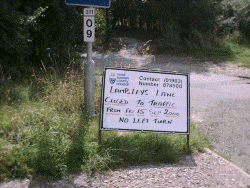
[[239, 4, 250, 40], [0, 0, 83, 72], [0, 0, 31, 68]]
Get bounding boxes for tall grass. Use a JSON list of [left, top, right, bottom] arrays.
[[0, 65, 87, 180], [0, 65, 210, 181]]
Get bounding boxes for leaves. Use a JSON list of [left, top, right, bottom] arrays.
[[0, 0, 83, 70]]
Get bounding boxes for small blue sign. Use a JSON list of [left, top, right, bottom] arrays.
[[66, 0, 110, 8]]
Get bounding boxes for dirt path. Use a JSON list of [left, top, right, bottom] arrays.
[[91, 37, 250, 174]]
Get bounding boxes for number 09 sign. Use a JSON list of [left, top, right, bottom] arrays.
[[84, 8, 95, 42]]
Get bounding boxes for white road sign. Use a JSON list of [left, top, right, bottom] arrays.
[[84, 8, 95, 42], [100, 68, 190, 134]]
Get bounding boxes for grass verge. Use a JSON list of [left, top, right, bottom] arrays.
[[0, 65, 210, 181]]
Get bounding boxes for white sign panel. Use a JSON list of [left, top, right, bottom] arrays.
[[84, 8, 95, 42], [100, 68, 190, 134]]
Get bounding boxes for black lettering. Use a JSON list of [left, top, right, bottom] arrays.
[[106, 107, 121, 113], [119, 117, 129, 123], [137, 109, 146, 114], [105, 97, 128, 104], [125, 108, 134, 113], [86, 19, 92, 27], [110, 86, 130, 94], [149, 109, 161, 115], [149, 100, 175, 107], [133, 118, 149, 123], [136, 100, 144, 106], [164, 109, 180, 116], [153, 118, 173, 124]]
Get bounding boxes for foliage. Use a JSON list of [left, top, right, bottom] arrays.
[[0, 0, 31, 68], [217, 0, 250, 39], [109, 0, 250, 48], [239, 3, 250, 40], [28, 1, 83, 68], [110, 0, 220, 48], [0, 0, 83, 73]]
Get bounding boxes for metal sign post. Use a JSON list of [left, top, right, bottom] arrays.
[[66, 1, 111, 116], [84, 8, 95, 116]]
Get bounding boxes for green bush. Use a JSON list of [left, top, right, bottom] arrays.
[[218, 0, 250, 41], [0, 0, 31, 68], [239, 4, 250, 40]]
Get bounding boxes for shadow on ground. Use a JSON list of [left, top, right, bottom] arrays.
[[83, 37, 230, 75]]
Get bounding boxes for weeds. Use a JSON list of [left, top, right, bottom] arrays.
[[83, 143, 113, 173]]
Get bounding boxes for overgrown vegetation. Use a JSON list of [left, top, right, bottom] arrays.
[[0, 65, 210, 181]]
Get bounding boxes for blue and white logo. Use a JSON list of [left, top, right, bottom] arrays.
[[108, 72, 129, 86], [109, 78, 116, 84], [109, 73, 116, 84]]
